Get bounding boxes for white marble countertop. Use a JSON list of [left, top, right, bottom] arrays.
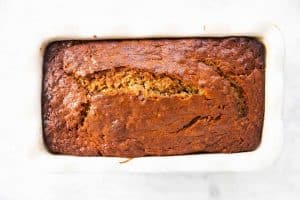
[[0, 0, 299, 199]]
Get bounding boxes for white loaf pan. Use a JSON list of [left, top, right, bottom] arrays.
[[2, 23, 284, 173]]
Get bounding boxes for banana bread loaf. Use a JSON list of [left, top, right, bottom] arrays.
[[42, 37, 265, 157]]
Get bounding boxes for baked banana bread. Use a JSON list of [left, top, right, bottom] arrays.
[[42, 37, 265, 157]]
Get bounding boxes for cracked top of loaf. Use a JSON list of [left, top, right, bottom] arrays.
[[42, 37, 265, 157]]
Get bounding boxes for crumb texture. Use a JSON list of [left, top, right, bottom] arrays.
[[76, 68, 205, 97], [43, 38, 265, 157]]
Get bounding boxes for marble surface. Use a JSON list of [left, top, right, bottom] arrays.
[[0, 0, 299, 199]]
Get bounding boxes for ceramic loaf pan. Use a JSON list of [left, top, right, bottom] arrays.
[[33, 23, 284, 172]]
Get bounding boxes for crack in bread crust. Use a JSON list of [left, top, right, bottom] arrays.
[[176, 115, 221, 133], [71, 68, 206, 98], [200, 58, 248, 117]]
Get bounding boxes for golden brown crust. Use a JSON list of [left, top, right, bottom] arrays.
[[42, 38, 265, 157]]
